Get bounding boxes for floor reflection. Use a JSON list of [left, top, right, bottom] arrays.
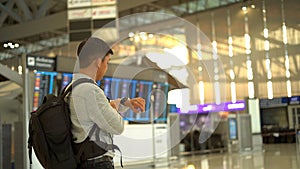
[[116, 144, 300, 169]]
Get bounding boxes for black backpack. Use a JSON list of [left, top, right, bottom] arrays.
[[28, 78, 98, 169]]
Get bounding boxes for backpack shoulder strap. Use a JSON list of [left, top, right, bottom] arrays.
[[61, 78, 96, 98], [89, 124, 124, 167]]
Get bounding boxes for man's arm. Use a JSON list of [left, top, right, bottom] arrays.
[[84, 85, 125, 135], [110, 97, 145, 113]]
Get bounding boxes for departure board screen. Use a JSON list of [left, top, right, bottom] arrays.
[[34, 73, 169, 123], [61, 73, 73, 90], [152, 83, 169, 122], [33, 71, 57, 111]]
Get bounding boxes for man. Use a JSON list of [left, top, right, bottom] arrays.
[[68, 37, 145, 169]]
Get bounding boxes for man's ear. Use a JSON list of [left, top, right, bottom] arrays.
[[96, 57, 102, 68]]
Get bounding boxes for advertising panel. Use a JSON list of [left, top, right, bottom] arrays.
[[68, 8, 92, 20], [92, 6, 116, 19]]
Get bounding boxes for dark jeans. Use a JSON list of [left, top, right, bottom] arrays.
[[77, 161, 114, 169]]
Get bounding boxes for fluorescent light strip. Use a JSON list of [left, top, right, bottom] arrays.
[[263, 0, 273, 97], [227, 10, 236, 103], [199, 81, 205, 104], [231, 82, 237, 103], [287, 80, 292, 97], [281, 0, 292, 96], [214, 81, 221, 104], [282, 24, 288, 44], [267, 81, 273, 99], [263, 28, 268, 38], [248, 81, 255, 99]]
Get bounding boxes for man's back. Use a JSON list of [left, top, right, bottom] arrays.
[[68, 73, 124, 157]]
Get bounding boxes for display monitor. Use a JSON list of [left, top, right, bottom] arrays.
[[105, 78, 138, 121], [38, 73, 170, 124], [101, 77, 137, 98], [101, 77, 113, 99], [152, 82, 169, 122], [33, 71, 57, 111], [129, 80, 153, 123], [228, 118, 238, 140], [61, 73, 73, 91], [61, 73, 102, 92], [104, 79, 170, 124]]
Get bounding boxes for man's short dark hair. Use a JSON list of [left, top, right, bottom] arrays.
[[77, 37, 113, 68]]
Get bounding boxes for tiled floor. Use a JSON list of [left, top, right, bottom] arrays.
[[116, 144, 300, 169]]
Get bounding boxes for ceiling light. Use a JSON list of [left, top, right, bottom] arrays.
[[3, 42, 20, 49], [148, 34, 154, 38], [242, 6, 247, 11], [128, 32, 134, 38]]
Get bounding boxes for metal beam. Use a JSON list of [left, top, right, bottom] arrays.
[[118, 0, 158, 11], [27, 0, 38, 16], [0, 2, 22, 23], [0, 11, 67, 42], [0, 0, 14, 27], [0, 63, 22, 86], [15, 0, 32, 20], [36, 0, 51, 18]]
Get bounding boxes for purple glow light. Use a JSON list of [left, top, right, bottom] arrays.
[[178, 101, 245, 114]]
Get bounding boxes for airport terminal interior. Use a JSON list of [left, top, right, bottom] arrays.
[[0, 0, 300, 168]]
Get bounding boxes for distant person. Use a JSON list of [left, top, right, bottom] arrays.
[[69, 37, 145, 169]]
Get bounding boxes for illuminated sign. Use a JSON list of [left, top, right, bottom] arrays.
[[259, 97, 288, 108], [68, 0, 91, 8], [227, 102, 245, 110], [92, 0, 116, 5], [289, 96, 300, 105], [26, 55, 56, 71], [92, 6, 116, 19], [178, 101, 245, 114], [228, 118, 238, 140], [68, 8, 92, 20]]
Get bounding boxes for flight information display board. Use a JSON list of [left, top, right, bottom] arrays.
[[33, 71, 57, 111], [61, 73, 101, 91], [102, 78, 169, 123], [152, 83, 169, 122], [132, 80, 153, 122], [61, 73, 73, 91], [102, 77, 113, 99], [34, 72, 170, 123]]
